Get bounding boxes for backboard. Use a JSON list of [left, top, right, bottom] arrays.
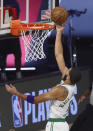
[[0, 0, 58, 35]]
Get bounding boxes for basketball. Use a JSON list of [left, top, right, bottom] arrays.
[[51, 6, 68, 25]]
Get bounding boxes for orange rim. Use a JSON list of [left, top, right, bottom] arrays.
[[10, 20, 54, 36], [10, 20, 54, 31], [20, 23, 54, 31]]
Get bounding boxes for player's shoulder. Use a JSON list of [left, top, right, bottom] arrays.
[[51, 85, 68, 96]]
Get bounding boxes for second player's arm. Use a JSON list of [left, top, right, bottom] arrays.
[[78, 89, 91, 104]]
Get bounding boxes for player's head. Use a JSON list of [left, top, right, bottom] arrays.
[[69, 67, 81, 84], [63, 67, 81, 85]]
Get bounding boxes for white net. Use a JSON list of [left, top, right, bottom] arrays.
[[21, 29, 50, 62], [10, 20, 54, 62]]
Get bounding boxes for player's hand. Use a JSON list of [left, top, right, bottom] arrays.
[[5, 84, 18, 95], [56, 24, 66, 32], [78, 95, 86, 105], [62, 67, 69, 79]]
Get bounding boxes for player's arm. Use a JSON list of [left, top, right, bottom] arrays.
[[5, 84, 68, 104], [5, 84, 27, 100], [78, 88, 91, 104], [55, 24, 69, 77], [34, 86, 68, 104]]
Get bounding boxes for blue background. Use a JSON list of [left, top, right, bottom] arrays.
[[59, 0, 93, 36]]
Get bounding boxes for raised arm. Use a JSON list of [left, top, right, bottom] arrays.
[[5, 84, 68, 104], [55, 24, 69, 78]]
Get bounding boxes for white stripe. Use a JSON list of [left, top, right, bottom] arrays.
[[0, 67, 36, 71]]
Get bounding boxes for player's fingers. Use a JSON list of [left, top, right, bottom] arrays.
[[78, 100, 80, 105], [62, 24, 66, 27], [78, 99, 82, 105], [56, 24, 61, 28], [5, 84, 10, 91], [78, 97, 85, 104], [10, 84, 14, 88], [5, 84, 10, 88]]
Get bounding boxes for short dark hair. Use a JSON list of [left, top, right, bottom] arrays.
[[69, 68, 82, 84]]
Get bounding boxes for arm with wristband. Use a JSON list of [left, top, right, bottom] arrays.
[[5, 84, 34, 103], [5, 84, 68, 104]]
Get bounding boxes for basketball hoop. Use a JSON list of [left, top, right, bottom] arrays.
[[10, 20, 54, 62]]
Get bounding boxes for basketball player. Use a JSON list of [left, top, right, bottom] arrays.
[[5, 24, 81, 131], [70, 82, 93, 131]]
